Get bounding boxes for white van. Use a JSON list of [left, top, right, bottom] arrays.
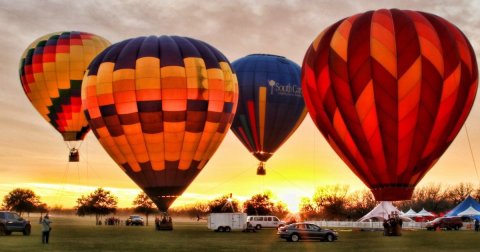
[[247, 215, 285, 230]]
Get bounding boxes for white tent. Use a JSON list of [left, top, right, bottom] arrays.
[[417, 208, 435, 217], [357, 201, 413, 222], [404, 208, 418, 217], [458, 206, 480, 217]]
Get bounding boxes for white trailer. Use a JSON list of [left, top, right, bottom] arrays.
[[207, 213, 247, 232]]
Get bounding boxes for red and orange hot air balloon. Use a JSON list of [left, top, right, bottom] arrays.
[[302, 9, 478, 201], [82, 35, 238, 211], [19, 31, 110, 161]]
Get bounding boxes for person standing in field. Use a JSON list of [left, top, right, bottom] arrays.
[[41, 213, 52, 244]]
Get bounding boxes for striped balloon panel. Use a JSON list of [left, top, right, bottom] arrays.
[[19, 31, 110, 141], [302, 9, 478, 201], [82, 36, 238, 211], [231, 54, 307, 162]]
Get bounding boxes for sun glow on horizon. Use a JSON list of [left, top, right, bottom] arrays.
[[0, 181, 314, 213]]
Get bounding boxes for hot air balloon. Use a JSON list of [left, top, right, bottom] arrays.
[[302, 9, 478, 201], [231, 54, 307, 175], [19, 31, 110, 162], [82, 36, 238, 212]]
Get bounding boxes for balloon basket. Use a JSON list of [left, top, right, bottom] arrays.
[[69, 150, 79, 162], [155, 215, 173, 231], [256, 162, 266, 176], [383, 214, 402, 236]]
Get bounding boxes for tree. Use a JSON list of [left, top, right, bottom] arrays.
[[446, 183, 474, 206], [411, 183, 450, 214], [312, 185, 349, 220], [243, 193, 275, 215], [2, 188, 45, 216], [75, 188, 118, 225], [271, 201, 290, 220], [36, 203, 49, 216], [133, 192, 158, 226], [208, 194, 240, 213], [345, 189, 376, 220]]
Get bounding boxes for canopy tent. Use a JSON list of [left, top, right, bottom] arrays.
[[357, 201, 413, 222], [403, 208, 418, 217], [417, 208, 435, 217], [446, 195, 480, 220], [457, 206, 480, 217]]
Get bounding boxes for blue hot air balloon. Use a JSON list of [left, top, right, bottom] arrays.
[[231, 54, 307, 175]]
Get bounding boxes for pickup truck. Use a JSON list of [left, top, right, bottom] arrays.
[[0, 211, 31, 236]]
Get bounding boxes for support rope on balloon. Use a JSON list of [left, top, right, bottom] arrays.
[[465, 124, 480, 184]]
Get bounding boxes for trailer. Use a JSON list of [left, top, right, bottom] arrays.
[[207, 213, 247, 232]]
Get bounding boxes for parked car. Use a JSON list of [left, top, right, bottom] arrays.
[[0, 211, 31, 236], [247, 215, 285, 230], [277, 222, 338, 242], [126, 215, 144, 226], [425, 217, 463, 230]]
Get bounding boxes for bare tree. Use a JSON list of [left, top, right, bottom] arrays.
[[411, 183, 450, 213], [346, 189, 376, 220], [446, 183, 474, 206]]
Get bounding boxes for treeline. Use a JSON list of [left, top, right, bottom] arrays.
[[298, 183, 480, 221], [0, 188, 288, 224], [3, 183, 480, 222], [169, 192, 289, 220]]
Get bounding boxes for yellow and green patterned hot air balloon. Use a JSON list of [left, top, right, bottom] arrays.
[[19, 31, 110, 161]]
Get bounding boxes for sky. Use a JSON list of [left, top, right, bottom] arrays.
[[0, 0, 479, 213]]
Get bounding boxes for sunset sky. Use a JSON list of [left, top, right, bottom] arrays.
[[0, 0, 479, 213]]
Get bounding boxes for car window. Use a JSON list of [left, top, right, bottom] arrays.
[[267, 217, 272, 221], [13, 213, 21, 219], [296, 224, 307, 230], [0, 212, 4, 219], [307, 224, 319, 230], [274, 217, 279, 221], [5, 212, 15, 220]]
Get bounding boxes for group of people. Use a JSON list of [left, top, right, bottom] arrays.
[[155, 215, 173, 230], [383, 212, 403, 236], [103, 217, 121, 226]]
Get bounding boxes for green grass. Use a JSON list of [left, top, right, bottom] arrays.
[[2, 215, 480, 251]]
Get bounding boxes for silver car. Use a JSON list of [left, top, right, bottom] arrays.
[[277, 222, 338, 242]]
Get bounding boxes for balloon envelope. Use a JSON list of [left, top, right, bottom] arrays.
[[302, 9, 478, 201], [19, 31, 110, 143], [231, 54, 307, 165], [82, 35, 238, 211]]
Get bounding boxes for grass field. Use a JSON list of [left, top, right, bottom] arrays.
[[2, 215, 480, 252]]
